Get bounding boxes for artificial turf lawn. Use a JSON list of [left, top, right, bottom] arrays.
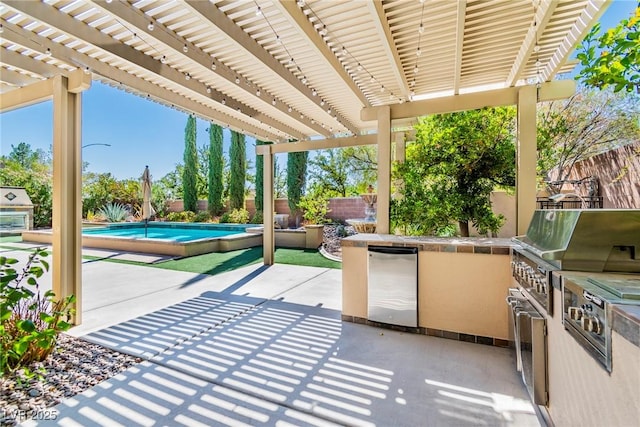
[[153, 246, 340, 276], [2, 237, 341, 276]]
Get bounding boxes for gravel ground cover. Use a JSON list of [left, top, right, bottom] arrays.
[[0, 334, 141, 426], [322, 223, 356, 259]]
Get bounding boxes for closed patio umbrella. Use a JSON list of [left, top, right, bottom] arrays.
[[141, 165, 155, 237]]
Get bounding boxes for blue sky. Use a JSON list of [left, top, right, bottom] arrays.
[[1, 0, 636, 181]]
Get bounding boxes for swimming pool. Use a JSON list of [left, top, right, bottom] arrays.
[[82, 223, 246, 242], [22, 222, 264, 257]]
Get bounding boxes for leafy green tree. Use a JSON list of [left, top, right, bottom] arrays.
[[537, 87, 639, 189], [308, 146, 377, 197], [274, 160, 287, 198], [182, 115, 198, 212], [150, 178, 173, 218], [393, 107, 516, 237], [0, 156, 52, 228], [208, 124, 224, 215], [308, 149, 351, 197], [82, 172, 140, 218], [6, 142, 50, 168], [229, 130, 246, 210], [287, 151, 308, 226], [196, 145, 209, 199], [576, 7, 639, 93], [157, 167, 183, 200], [342, 146, 378, 193]]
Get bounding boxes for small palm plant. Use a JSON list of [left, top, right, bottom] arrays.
[[0, 249, 75, 375], [97, 202, 129, 222]]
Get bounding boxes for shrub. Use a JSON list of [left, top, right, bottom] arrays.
[[336, 224, 349, 238], [250, 211, 264, 224], [1, 249, 75, 376], [193, 211, 212, 223], [97, 202, 129, 222], [82, 173, 141, 219], [299, 192, 330, 225], [165, 211, 196, 222], [220, 208, 250, 224]]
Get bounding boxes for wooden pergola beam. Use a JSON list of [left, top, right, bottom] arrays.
[[257, 134, 377, 155], [361, 80, 575, 121]]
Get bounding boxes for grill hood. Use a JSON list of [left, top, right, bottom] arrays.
[[514, 210, 640, 272]]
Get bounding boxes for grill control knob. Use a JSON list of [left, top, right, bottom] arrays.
[[568, 306, 584, 321], [536, 278, 546, 294], [586, 316, 603, 335]]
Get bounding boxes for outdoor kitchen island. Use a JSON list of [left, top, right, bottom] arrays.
[[341, 233, 514, 344], [341, 231, 640, 426]]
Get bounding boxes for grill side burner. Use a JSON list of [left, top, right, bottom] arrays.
[[562, 272, 640, 372]]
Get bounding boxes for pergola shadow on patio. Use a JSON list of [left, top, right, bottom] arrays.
[[51, 293, 538, 427], [1, 245, 538, 426]]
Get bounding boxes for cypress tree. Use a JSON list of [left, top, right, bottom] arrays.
[[229, 130, 246, 210], [182, 115, 198, 212], [208, 123, 224, 215], [255, 140, 266, 213], [287, 151, 308, 226]]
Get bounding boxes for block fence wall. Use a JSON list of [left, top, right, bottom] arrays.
[[168, 197, 368, 227], [560, 141, 639, 209]]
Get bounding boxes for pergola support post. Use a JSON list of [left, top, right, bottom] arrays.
[[52, 73, 86, 325], [376, 106, 392, 234], [516, 86, 538, 235], [260, 144, 275, 265]]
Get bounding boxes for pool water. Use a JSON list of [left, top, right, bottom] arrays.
[[83, 225, 244, 242]]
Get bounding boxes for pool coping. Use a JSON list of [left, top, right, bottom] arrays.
[[22, 223, 325, 257], [21, 229, 263, 257]]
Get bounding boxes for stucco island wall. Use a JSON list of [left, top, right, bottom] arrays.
[[341, 234, 513, 344], [545, 281, 640, 426]]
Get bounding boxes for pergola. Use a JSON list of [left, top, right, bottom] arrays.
[[0, 0, 608, 324]]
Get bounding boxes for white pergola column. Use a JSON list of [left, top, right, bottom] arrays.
[[259, 144, 275, 265], [52, 72, 89, 325], [376, 106, 392, 234], [516, 86, 538, 235]]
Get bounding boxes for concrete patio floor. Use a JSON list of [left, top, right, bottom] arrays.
[[1, 246, 540, 426]]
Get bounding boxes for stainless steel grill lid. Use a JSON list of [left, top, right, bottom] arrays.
[[513, 210, 640, 272]]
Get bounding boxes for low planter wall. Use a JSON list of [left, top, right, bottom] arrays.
[[246, 225, 324, 249]]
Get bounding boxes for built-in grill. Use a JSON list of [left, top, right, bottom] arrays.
[[508, 209, 640, 406], [512, 209, 640, 316]]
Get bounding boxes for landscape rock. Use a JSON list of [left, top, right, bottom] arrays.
[[0, 334, 141, 423]]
